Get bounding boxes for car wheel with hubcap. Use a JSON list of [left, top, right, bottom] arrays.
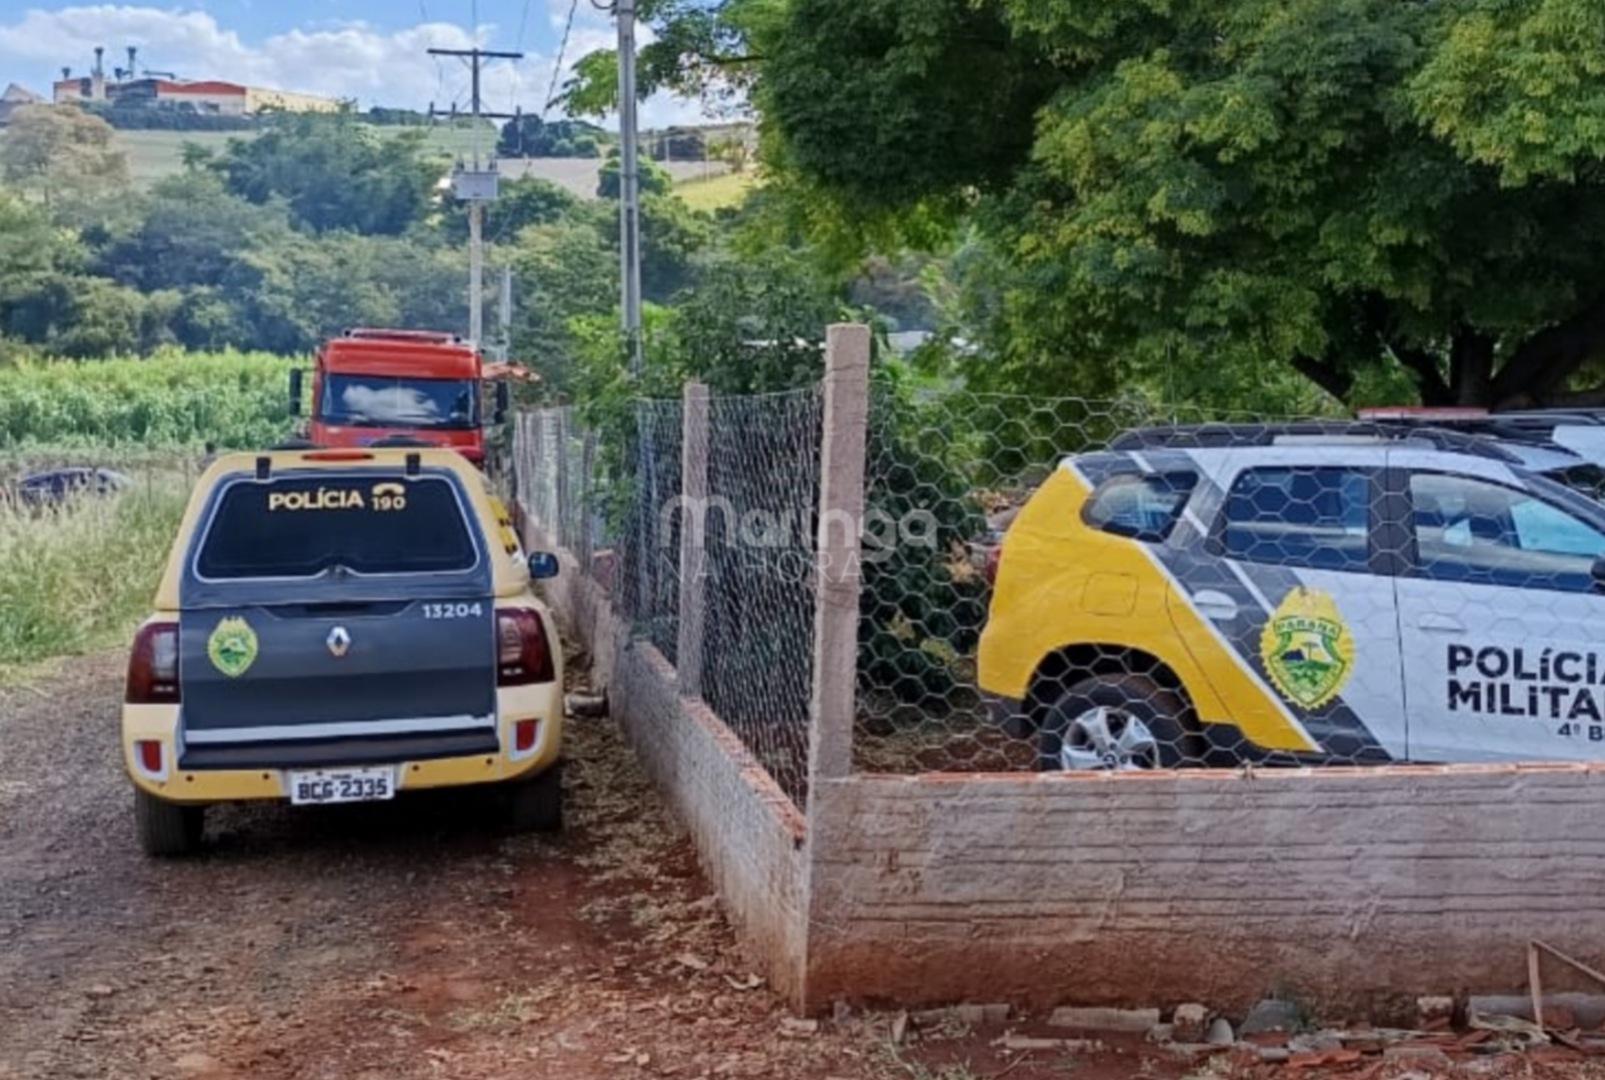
[[1036, 675, 1199, 772]]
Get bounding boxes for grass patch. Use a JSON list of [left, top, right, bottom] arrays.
[[0, 472, 190, 677], [112, 130, 251, 188], [676, 169, 757, 212], [109, 123, 496, 187]]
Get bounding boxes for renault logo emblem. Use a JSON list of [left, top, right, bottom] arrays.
[[326, 626, 351, 658]]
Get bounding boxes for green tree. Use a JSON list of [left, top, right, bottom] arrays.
[[229, 232, 467, 353], [0, 273, 177, 357], [0, 105, 129, 208], [504, 190, 714, 392], [439, 177, 580, 243], [214, 113, 440, 235], [95, 173, 292, 291], [496, 115, 610, 157], [593, 0, 1605, 409], [596, 148, 673, 199]]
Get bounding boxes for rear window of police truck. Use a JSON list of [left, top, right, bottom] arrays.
[[194, 473, 477, 579]]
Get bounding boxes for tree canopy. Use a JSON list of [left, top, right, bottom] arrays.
[[576, 0, 1605, 409], [0, 105, 129, 208], [212, 113, 440, 235]]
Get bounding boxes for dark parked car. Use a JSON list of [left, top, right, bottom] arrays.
[[14, 467, 131, 508]]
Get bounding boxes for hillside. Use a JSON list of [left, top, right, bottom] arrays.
[[102, 127, 733, 200]]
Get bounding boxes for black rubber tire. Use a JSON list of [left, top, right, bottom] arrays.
[[507, 764, 563, 832], [134, 788, 204, 856], [1035, 674, 1200, 772]]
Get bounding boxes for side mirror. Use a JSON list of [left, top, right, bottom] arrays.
[[288, 369, 303, 417], [527, 551, 559, 580], [493, 381, 510, 425]]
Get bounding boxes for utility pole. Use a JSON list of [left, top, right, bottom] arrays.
[[497, 265, 513, 362], [427, 46, 522, 347], [615, 0, 644, 374]]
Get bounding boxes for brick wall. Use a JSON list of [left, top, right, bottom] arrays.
[[804, 764, 1605, 1014], [523, 493, 1605, 1019]]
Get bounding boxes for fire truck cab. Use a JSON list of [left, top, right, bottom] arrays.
[[291, 329, 509, 468]]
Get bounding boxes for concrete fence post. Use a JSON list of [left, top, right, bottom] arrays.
[[677, 381, 710, 698], [553, 408, 571, 548], [579, 428, 598, 570], [808, 323, 871, 787], [536, 410, 548, 529]]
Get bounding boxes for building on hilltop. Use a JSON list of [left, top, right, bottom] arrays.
[[52, 46, 338, 115]]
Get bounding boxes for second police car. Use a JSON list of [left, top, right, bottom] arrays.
[[977, 422, 1605, 770]]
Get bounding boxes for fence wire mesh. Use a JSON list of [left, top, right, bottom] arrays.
[[513, 408, 607, 562], [515, 392, 822, 807], [620, 400, 685, 664], [697, 388, 822, 805], [855, 390, 1605, 775], [518, 383, 1605, 789]]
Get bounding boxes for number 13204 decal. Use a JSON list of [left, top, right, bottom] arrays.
[[421, 602, 484, 619]]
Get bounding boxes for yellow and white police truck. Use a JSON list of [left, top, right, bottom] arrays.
[[123, 447, 564, 854], [978, 422, 1605, 771]]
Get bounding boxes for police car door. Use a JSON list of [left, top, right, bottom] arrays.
[[1394, 451, 1605, 762], [1198, 448, 1406, 762]]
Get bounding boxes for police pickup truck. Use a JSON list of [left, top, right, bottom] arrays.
[[122, 447, 564, 855]]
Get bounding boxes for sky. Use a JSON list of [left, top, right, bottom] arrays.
[[0, 1, 723, 130]]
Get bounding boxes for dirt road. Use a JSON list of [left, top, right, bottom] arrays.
[[7, 655, 1605, 1080], [0, 651, 1156, 1080], [0, 652, 846, 1079]]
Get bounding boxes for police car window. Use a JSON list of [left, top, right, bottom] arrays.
[[1410, 473, 1605, 592], [1221, 468, 1370, 571], [1083, 472, 1198, 542], [196, 475, 477, 579]]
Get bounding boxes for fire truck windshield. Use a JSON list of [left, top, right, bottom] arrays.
[[320, 374, 479, 430]]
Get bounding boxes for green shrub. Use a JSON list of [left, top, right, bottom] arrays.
[[0, 349, 304, 449]]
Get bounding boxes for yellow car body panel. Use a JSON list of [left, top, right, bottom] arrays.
[[123, 681, 563, 804], [976, 466, 1316, 754]]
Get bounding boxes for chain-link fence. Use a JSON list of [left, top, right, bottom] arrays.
[[515, 390, 822, 807], [855, 389, 1605, 775], [615, 400, 685, 664], [519, 378, 1605, 792], [513, 408, 606, 563], [697, 389, 823, 804]]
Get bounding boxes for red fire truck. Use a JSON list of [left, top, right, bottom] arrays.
[[290, 329, 511, 467]]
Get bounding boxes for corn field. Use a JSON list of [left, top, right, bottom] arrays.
[[0, 349, 305, 450]]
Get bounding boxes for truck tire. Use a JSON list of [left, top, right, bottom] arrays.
[[135, 788, 204, 856], [1036, 675, 1201, 772], [507, 764, 562, 832]]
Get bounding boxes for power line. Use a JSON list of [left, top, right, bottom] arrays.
[[544, 0, 580, 117]]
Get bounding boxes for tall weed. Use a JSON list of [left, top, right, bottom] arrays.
[[0, 475, 189, 675]]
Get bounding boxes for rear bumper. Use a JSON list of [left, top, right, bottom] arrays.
[[122, 682, 561, 805]]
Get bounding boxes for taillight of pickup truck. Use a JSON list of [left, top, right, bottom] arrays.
[[126, 621, 180, 704], [496, 608, 555, 685]]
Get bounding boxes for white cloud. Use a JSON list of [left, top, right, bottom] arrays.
[[0, 3, 722, 128]]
